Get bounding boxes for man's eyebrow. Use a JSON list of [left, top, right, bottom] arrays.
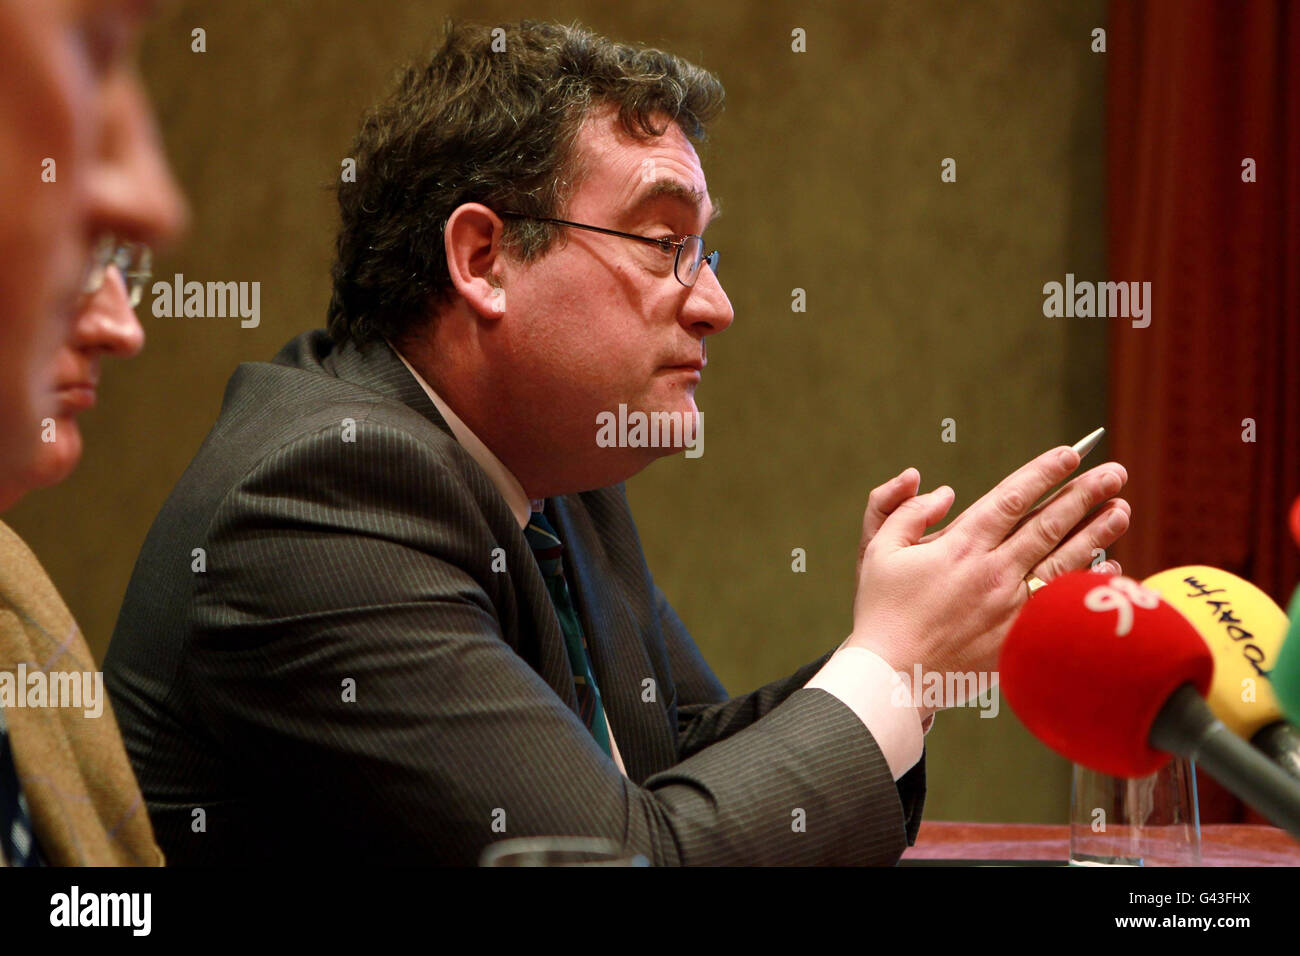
[[624, 179, 722, 229]]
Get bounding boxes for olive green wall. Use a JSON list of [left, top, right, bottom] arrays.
[[7, 0, 1109, 822]]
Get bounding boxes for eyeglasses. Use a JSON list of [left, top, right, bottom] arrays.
[[83, 235, 152, 308], [496, 211, 719, 288]]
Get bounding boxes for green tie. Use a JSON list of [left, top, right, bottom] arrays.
[[524, 510, 613, 758]]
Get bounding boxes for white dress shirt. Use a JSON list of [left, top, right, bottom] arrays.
[[392, 347, 929, 781]]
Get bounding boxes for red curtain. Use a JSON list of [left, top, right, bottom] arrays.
[[1108, 0, 1300, 821]]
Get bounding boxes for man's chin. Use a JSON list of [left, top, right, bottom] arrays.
[[27, 421, 82, 492], [571, 444, 675, 492]]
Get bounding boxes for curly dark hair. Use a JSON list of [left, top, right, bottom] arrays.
[[326, 18, 726, 347]]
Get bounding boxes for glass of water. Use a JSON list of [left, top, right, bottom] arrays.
[[1069, 758, 1201, 866]]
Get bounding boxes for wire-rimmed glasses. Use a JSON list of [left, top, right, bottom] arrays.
[[496, 211, 719, 288], [83, 235, 152, 308]]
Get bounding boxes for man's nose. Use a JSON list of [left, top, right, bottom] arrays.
[[680, 259, 734, 337], [75, 266, 145, 359], [83, 74, 188, 251]]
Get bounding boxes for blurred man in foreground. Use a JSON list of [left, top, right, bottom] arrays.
[[0, 0, 184, 865]]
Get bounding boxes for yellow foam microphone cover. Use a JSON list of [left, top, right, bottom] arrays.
[[1142, 566, 1289, 739]]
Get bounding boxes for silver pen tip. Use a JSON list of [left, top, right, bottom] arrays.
[[1072, 426, 1106, 460]]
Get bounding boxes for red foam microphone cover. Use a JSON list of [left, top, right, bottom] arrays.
[[999, 570, 1214, 777], [1290, 493, 1300, 550]]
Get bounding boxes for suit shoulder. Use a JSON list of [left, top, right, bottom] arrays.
[[206, 343, 455, 469]]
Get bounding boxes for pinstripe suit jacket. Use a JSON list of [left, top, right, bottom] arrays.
[[104, 330, 926, 865]]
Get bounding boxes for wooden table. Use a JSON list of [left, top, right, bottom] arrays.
[[901, 822, 1300, 865]]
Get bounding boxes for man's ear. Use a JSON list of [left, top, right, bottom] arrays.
[[444, 202, 509, 319]]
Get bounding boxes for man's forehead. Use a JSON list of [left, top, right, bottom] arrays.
[[575, 108, 716, 221]]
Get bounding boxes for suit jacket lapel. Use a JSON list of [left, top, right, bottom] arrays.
[[317, 335, 591, 708], [286, 331, 675, 776]]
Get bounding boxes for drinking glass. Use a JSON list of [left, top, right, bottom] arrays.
[[1068, 758, 1201, 866]]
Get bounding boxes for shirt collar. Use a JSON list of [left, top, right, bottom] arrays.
[[391, 345, 542, 530]]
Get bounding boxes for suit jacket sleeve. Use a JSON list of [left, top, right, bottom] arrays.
[[653, 581, 833, 756], [652, 581, 927, 844], [191, 416, 918, 864]]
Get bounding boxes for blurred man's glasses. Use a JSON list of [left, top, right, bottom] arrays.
[[83, 235, 152, 308], [496, 211, 719, 288]]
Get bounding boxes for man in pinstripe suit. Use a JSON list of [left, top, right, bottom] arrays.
[[104, 19, 1133, 865]]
